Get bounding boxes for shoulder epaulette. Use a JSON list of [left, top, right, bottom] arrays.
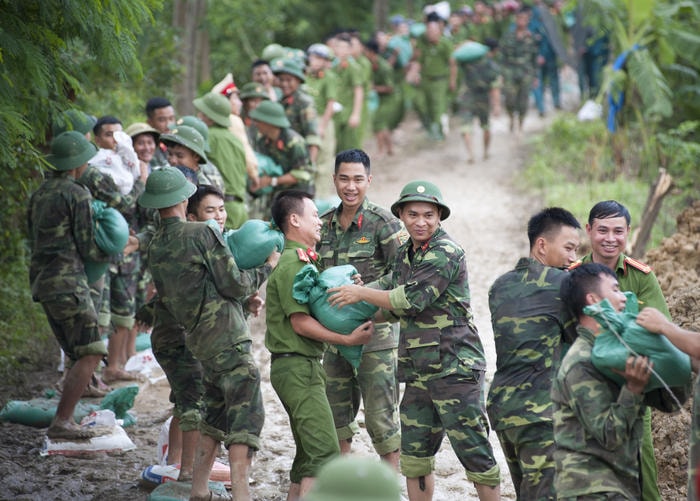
[[296, 248, 310, 262], [320, 206, 337, 219], [624, 256, 652, 274], [567, 260, 583, 271], [366, 203, 396, 222]]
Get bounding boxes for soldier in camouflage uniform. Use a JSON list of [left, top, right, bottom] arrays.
[[28, 132, 112, 439], [317, 149, 405, 470], [552, 263, 654, 499], [161, 125, 223, 191], [458, 39, 501, 163], [194, 92, 249, 230], [248, 101, 315, 220], [328, 181, 501, 501], [271, 57, 321, 165], [487, 207, 581, 500], [499, 7, 538, 134], [140, 166, 278, 501], [266, 190, 373, 500]]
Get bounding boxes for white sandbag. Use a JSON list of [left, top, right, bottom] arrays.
[[40, 423, 136, 457], [577, 99, 603, 121]]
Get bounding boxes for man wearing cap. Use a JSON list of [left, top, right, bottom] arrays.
[[328, 181, 501, 501], [171, 116, 227, 193], [248, 100, 315, 219], [145, 97, 177, 167], [239, 82, 271, 129], [317, 149, 404, 471], [28, 131, 115, 439], [271, 57, 321, 164], [266, 189, 373, 500], [140, 166, 279, 501], [194, 92, 249, 229]]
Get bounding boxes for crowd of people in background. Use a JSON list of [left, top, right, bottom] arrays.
[[32, 2, 700, 501]]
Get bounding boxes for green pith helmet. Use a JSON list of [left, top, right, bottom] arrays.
[[174, 115, 210, 152], [52, 109, 97, 137], [125, 122, 160, 141], [390, 180, 451, 220], [192, 92, 231, 128], [138, 165, 197, 209], [270, 57, 306, 82], [46, 131, 98, 171], [239, 82, 271, 101], [303, 456, 401, 501], [249, 100, 291, 128], [261, 43, 285, 62], [160, 125, 208, 164]]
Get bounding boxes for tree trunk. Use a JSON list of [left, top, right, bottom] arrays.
[[629, 168, 673, 258], [172, 0, 207, 116], [373, 0, 390, 30]]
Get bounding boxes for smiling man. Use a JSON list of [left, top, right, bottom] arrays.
[[571, 199, 669, 501]]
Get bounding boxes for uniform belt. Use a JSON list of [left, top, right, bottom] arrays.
[[224, 194, 244, 203], [270, 352, 319, 363]]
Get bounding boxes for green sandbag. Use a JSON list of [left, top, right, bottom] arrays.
[[452, 41, 489, 63], [224, 219, 285, 269], [84, 261, 109, 285], [135, 332, 152, 352], [84, 200, 129, 283], [588, 292, 691, 392], [148, 480, 228, 501], [292, 264, 378, 368], [0, 399, 97, 427], [100, 385, 139, 427], [410, 22, 426, 38], [252, 152, 284, 195]]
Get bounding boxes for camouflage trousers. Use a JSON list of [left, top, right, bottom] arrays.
[[400, 372, 500, 486], [494, 421, 556, 500], [559, 494, 630, 500], [101, 253, 140, 329], [323, 347, 401, 455], [199, 341, 264, 450], [270, 354, 339, 483], [458, 89, 491, 131], [150, 318, 203, 432], [504, 75, 533, 118], [41, 291, 107, 361]]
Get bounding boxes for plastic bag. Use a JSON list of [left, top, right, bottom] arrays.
[[100, 385, 139, 427], [587, 292, 691, 392], [452, 41, 489, 63], [577, 99, 603, 121], [292, 264, 378, 368], [224, 219, 284, 269], [41, 423, 136, 457]]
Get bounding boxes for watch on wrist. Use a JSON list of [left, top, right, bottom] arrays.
[[270, 176, 278, 187]]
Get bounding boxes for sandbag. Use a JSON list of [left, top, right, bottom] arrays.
[[40, 423, 136, 457], [0, 398, 97, 428], [587, 292, 691, 392], [148, 480, 228, 501], [292, 264, 378, 368], [100, 385, 139, 427], [251, 152, 284, 195], [410, 23, 426, 38], [85, 200, 129, 283], [452, 41, 489, 63], [224, 219, 285, 269]]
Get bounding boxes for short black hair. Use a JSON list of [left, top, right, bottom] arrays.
[[93, 115, 122, 135], [252, 59, 271, 69], [364, 39, 379, 54], [527, 207, 580, 248], [335, 149, 371, 174], [145, 97, 172, 118], [271, 189, 313, 234], [187, 184, 224, 216], [560, 263, 616, 319], [588, 200, 631, 226]]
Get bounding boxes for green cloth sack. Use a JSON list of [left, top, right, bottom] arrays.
[[100, 385, 139, 427], [148, 480, 228, 501], [251, 152, 284, 195], [223, 219, 284, 269], [0, 399, 97, 427], [292, 264, 378, 368], [452, 41, 489, 63], [588, 292, 691, 392], [85, 200, 129, 283]]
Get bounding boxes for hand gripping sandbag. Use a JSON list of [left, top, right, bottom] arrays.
[[252, 152, 284, 195], [225, 219, 284, 269], [84, 200, 129, 283], [587, 292, 691, 392], [452, 41, 489, 63], [292, 264, 378, 368]]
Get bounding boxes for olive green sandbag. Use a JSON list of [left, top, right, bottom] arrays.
[[0, 399, 97, 427], [84, 200, 129, 283], [292, 264, 378, 368], [588, 292, 691, 392]]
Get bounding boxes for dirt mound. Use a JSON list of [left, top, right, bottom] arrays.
[[645, 201, 700, 500]]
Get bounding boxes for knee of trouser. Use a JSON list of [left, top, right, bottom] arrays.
[[177, 409, 201, 432], [466, 463, 501, 487], [336, 422, 360, 442], [111, 313, 135, 329], [400, 454, 435, 478]]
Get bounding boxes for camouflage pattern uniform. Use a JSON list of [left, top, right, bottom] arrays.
[[458, 55, 501, 131], [487, 258, 576, 500], [551, 325, 647, 498], [151, 144, 170, 168], [250, 127, 314, 220], [574, 252, 668, 501], [28, 172, 109, 361], [374, 226, 500, 485], [265, 240, 340, 483], [207, 125, 248, 230], [147, 217, 272, 448], [499, 27, 538, 120], [280, 89, 321, 152], [317, 198, 405, 456]]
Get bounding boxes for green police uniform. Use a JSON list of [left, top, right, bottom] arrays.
[[305, 68, 338, 198], [414, 34, 454, 139], [499, 28, 538, 121], [574, 252, 668, 501], [488, 257, 576, 500], [371, 56, 399, 133], [333, 58, 364, 152], [207, 126, 248, 230], [318, 198, 405, 455], [265, 240, 340, 482]]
